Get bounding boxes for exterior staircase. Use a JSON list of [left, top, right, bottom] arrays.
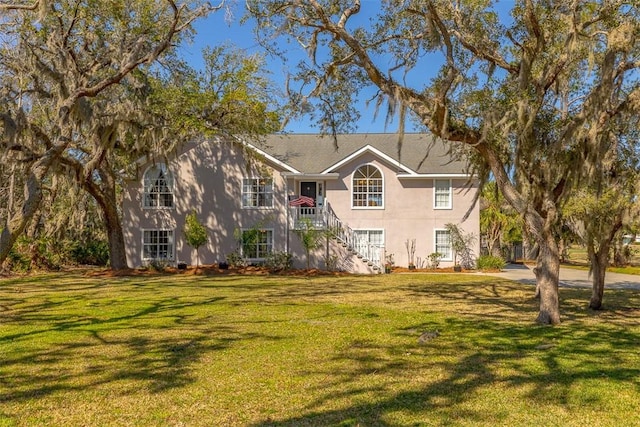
[[289, 201, 384, 272]]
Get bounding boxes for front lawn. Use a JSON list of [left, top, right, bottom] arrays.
[[1, 271, 639, 426], [565, 245, 640, 275]]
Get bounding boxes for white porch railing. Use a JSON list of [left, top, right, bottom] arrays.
[[289, 201, 384, 271]]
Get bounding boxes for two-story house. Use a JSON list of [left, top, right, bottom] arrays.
[[122, 133, 479, 273]]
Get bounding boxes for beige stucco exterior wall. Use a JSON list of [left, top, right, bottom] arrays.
[[122, 139, 479, 272], [122, 140, 291, 268], [322, 152, 480, 268]]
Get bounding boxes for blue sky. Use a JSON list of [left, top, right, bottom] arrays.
[[179, 2, 418, 133], [179, 1, 515, 134]]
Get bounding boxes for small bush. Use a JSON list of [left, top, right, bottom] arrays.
[[148, 259, 170, 272], [476, 255, 506, 271], [428, 252, 443, 269], [7, 246, 31, 272], [265, 251, 293, 272], [69, 240, 110, 266], [325, 254, 340, 272], [226, 250, 246, 268]]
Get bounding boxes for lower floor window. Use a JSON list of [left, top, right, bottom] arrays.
[[143, 229, 175, 260], [353, 229, 384, 264], [241, 229, 273, 259], [435, 229, 452, 261]]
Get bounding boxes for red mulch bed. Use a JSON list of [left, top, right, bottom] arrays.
[[4, 264, 495, 278], [84, 264, 352, 278], [391, 267, 478, 273]]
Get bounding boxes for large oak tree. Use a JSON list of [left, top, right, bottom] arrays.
[[0, 0, 216, 269], [249, 0, 640, 324], [1, 0, 283, 272]]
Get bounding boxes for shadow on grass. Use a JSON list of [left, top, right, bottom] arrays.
[[2, 271, 639, 425], [250, 314, 640, 426], [0, 273, 288, 403]]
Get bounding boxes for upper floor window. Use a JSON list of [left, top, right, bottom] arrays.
[[352, 164, 383, 208], [143, 164, 174, 208], [434, 179, 452, 209], [242, 177, 274, 208]]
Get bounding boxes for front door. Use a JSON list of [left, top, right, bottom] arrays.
[[300, 181, 317, 201], [300, 181, 317, 216]]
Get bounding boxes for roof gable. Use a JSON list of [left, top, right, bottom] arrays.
[[258, 133, 469, 176], [320, 144, 415, 174]]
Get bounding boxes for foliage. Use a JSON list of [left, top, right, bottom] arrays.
[[428, 252, 443, 269], [385, 253, 395, 267], [184, 211, 208, 268], [147, 258, 170, 272], [2, 272, 640, 425], [324, 254, 340, 272], [480, 181, 523, 256], [225, 250, 246, 269], [563, 159, 640, 309], [5, 238, 31, 272], [293, 218, 327, 269], [249, 1, 640, 324], [445, 223, 476, 269], [565, 188, 637, 258], [0, 2, 282, 272], [476, 255, 506, 271], [0, 0, 215, 269], [68, 240, 110, 267], [264, 251, 293, 272]]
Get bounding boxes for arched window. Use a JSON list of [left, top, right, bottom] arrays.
[[352, 164, 383, 208], [143, 163, 174, 208]]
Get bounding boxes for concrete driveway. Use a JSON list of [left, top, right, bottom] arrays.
[[484, 263, 640, 290]]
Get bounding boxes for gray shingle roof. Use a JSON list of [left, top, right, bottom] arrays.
[[259, 133, 469, 175]]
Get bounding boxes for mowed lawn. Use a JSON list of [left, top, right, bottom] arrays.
[[1, 271, 639, 426]]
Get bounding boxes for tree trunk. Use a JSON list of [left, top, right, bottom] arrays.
[[103, 203, 128, 270], [82, 168, 129, 270], [612, 235, 627, 267], [588, 220, 621, 310], [0, 148, 62, 265], [489, 237, 501, 257], [533, 232, 561, 325], [589, 249, 608, 310]]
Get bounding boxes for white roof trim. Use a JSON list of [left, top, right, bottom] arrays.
[[242, 140, 301, 174], [281, 173, 341, 180], [397, 173, 471, 179], [320, 144, 415, 175]]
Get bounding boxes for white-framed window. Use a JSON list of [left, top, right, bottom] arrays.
[[434, 229, 452, 261], [352, 164, 383, 208], [241, 228, 273, 260], [142, 229, 175, 261], [353, 229, 385, 265], [143, 163, 174, 208], [434, 179, 452, 209], [242, 177, 274, 208]]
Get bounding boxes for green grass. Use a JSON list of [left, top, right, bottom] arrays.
[[565, 246, 640, 275], [1, 271, 640, 426]]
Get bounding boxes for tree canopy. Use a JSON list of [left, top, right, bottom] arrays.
[[0, 1, 282, 271], [249, 0, 640, 324]]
